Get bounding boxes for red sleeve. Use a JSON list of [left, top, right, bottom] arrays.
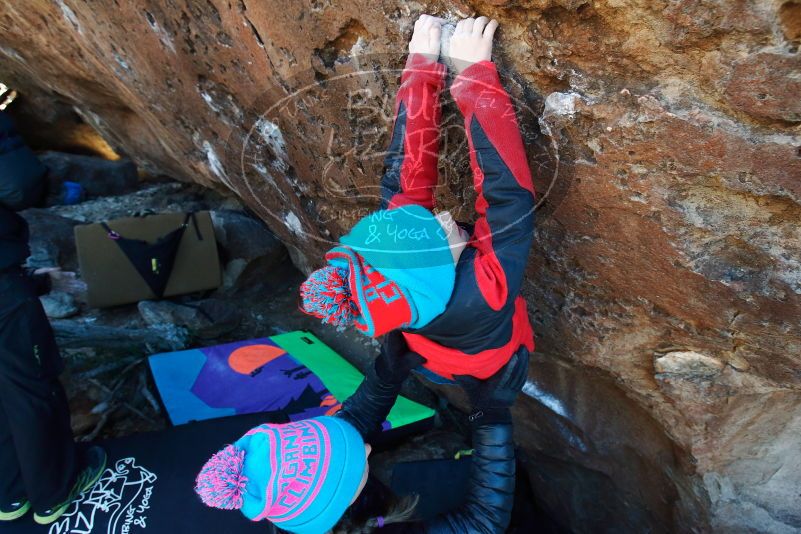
[[450, 61, 536, 310], [379, 54, 446, 210]]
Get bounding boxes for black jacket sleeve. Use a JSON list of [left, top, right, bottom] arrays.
[[335, 365, 403, 442], [383, 422, 515, 534], [24, 268, 52, 296], [421, 422, 515, 534], [0, 111, 46, 212]]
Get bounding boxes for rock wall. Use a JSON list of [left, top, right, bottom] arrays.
[[1, 1, 800, 532]]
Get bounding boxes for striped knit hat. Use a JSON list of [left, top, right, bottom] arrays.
[[300, 204, 457, 337], [195, 417, 366, 534]]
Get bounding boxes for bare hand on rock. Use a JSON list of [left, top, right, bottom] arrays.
[[408, 14, 447, 61], [448, 16, 498, 74]]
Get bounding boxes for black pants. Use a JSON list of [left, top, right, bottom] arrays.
[[0, 269, 77, 511]]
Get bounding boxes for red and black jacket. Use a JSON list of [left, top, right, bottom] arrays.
[[380, 54, 536, 379]]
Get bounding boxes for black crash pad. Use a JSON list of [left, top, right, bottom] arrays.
[[4, 413, 282, 534]]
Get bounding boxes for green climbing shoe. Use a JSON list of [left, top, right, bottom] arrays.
[[33, 446, 107, 525], [0, 500, 30, 521]]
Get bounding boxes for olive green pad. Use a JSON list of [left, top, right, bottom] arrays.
[[75, 211, 221, 308]]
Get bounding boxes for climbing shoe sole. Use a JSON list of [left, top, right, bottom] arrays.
[[0, 501, 31, 521], [33, 447, 107, 525]]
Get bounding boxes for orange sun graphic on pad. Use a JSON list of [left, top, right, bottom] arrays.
[[228, 344, 287, 375]]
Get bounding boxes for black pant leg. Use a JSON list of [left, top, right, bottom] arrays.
[[0, 403, 26, 506], [0, 271, 77, 511]]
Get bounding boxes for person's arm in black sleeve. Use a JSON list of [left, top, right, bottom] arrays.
[[416, 422, 515, 534], [25, 268, 52, 296], [415, 347, 528, 534], [0, 111, 47, 212], [336, 330, 425, 441]]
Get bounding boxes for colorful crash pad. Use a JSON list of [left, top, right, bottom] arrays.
[[148, 330, 435, 434]]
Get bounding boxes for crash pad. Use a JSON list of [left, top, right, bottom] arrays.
[[75, 211, 221, 308], [148, 330, 435, 435], [2, 413, 281, 534]]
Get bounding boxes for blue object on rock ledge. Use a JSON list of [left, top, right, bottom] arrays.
[[62, 181, 84, 205]]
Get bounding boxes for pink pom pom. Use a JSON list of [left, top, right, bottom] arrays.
[[300, 266, 358, 328], [195, 444, 248, 510]]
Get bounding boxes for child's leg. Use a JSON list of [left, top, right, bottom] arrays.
[[379, 52, 446, 210]]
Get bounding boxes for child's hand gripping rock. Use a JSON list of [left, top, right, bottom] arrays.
[[448, 16, 499, 74], [408, 14, 447, 61]]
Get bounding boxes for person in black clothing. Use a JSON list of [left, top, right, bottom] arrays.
[[195, 327, 524, 533], [0, 109, 106, 525], [335, 330, 526, 533]]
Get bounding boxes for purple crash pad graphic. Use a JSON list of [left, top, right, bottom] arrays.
[[188, 338, 337, 421]]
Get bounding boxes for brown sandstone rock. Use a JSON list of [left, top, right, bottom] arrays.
[[724, 52, 801, 123], [1, 1, 799, 532]]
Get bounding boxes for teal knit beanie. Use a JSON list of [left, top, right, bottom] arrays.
[[300, 204, 457, 336], [196, 416, 366, 534]]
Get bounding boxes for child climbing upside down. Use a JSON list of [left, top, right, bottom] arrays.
[[197, 15, 530, 534], [300, 13, 536, 420]]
